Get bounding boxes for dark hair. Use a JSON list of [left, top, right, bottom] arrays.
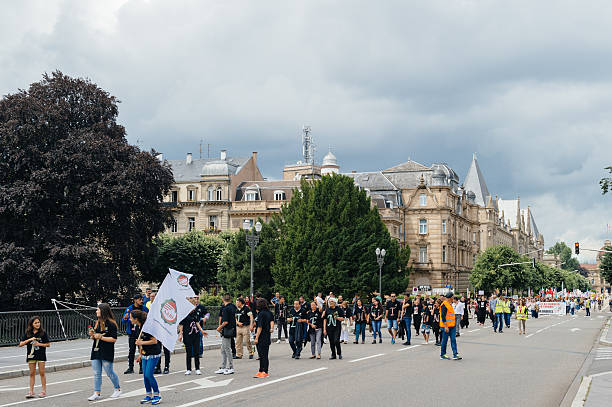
[[237, 297, 245, 305], [97, 303, 117, 330], [25, 316, 44, 337], [255, 292, 262, 299], [133, 293, 142, 300], [223, 293, 232, 302], [130, 309, 147, 325], [256, 299, 269, 311]]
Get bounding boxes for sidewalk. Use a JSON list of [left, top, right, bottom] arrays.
[[0, 329, 223, 380]]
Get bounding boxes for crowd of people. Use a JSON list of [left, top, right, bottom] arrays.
[[16, 287, 610, 403]]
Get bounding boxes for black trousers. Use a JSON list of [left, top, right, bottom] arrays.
[[156, 345, 171, 370], [185, 341, 200, 371], [327, 328, 341, 357], [128, 335, 138, 369], [256, 343, 269, 373], [277, 319, 288, 340], [231, 337, 236, 356], [433, 326, 440, 343], [289, 327, 302, 355], [413, 315, 422, 333]]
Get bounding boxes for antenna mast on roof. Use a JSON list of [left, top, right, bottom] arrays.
[[302, 125, 315, 165], [200, 139, 203, 159]]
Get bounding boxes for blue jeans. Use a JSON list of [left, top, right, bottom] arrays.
[[92, 359, 120, 393], [570, 308, 575, 315], [355, 322, 366, 342], [372, 320, 382, 340], [504, 313, 511, 327], [141, 357, 160, 395], [402, 317, 412, 343], [440, 326, 458, 357], [494, 313, 504, 331]]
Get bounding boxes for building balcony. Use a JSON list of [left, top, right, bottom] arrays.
[[231, 200, 285, 213]]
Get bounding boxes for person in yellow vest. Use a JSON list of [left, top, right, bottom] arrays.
[[503, 296, 512, 329], [494, 295, 505, 333], [440, 292, 461, 360], [585, 298, 591, 317], [516, 299, 527, 335]]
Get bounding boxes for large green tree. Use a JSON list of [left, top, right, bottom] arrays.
[[470, 245, 529, 293], [0, 72, 174, 310], [599, 245, 612, 285], [271, 174, 408, 299], [218, 217, 280, 299], [546, 242, 580, 271], [147, 231, 227, 294]]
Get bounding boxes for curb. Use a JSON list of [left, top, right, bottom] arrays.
[[599, 317, 611, 345], [0, 344, 222, 381]]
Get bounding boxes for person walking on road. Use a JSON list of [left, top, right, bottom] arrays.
[[440, 292, 461, 360], [19, 316, 50, 399], [353, 299, 367, 344], [401, 296, 413, 346], [413, 297, 423, 337], [323, 297, 345, 359], [453, 297, 465, 337], [585, 298, 591, 316], [307, 301, 323, 359], [477, 296, 487, 326], [503, 296, 512, 329], [369, 297, 384, 344], [179, 308, 207, 375], [216, 294, 236, 375], [432, 299, 441, 346], [516, 299, 527, 335], [122, 294, 146, 374], [289, 300, 307, 359], [148, 292, 171, 375], [385, 293, 401, 344], [339, 301, 352, 344], [87, 304, 121, 401], [274, 296, 288, 343], [235, 298, 254, 360], [253, 299, 274, 378], [494, 295, 505, 333], [131, 310, 162, 405]]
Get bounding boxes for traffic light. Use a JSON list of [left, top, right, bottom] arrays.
[[575, 242, 580, 255], [532, 258, 536, 268]]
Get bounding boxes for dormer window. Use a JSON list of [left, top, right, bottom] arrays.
[[274, 190, 286, 201], [245, 191, 258, 201], [419, 194, 427, 206]]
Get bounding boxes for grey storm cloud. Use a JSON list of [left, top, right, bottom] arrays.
[[1, 0, 611, 261]]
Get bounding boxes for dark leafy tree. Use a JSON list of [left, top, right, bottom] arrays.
[[271, 175, 408, 300], [599, 245, 612, 285], [600, 166, 612, 194], [0, 71, 174, 310], [470, 245, 527, 293], [218, 217, 280, 299], [147, 231, 226, 294]]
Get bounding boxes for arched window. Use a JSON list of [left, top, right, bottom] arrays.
[[208, 186, 214, 201], [273, 190, 286, 201], [216, 187, 222, 201]]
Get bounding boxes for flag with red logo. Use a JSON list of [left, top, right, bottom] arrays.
[[142, 269, 196, 351]]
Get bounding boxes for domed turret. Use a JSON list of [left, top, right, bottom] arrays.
[[321, 150, 339, 175]]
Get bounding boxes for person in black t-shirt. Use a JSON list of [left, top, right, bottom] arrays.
[[323, 298, 345, 359], [179, 308, 207, 375], [385, 293, 401, 344], [131, 310, 162, 405], [216, 294, 236, 374], [413, 298, 423, 337], [274, 296, 288, 343], [352, 299, 367, 344], [369, 297, 384, 344], [19, 316, 50, 398], [87, 303, 121, 401], [235, 298, 254, 359], [307, 301, 323, 358], [253, 299, 275, 377], [122, 294, 146, 374], [288, 300, 307, 359]]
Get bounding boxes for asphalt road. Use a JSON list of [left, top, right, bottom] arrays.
[[0, 310, 607, 407]]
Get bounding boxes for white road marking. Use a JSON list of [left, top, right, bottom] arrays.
[[571, 328, 581, 332], [467, 329, 481, 333], [124, 370, 186, 383], [348, 353, 385, 363], [173, 367, 328, 407], [396, 345, 421, 352], [525, 333, 534, 338], [0, 345, 129, 360], [594, 348, 612, 360], [0, 376, 92, 392], [0, 391, 80, 407]]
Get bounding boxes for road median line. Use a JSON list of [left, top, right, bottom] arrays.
[[348, 353, 385, 363]]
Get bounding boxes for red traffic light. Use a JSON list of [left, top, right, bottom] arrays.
[[575, 242, 580, 255]]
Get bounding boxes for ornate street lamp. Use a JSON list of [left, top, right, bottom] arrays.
[[376, 247, 386, 296], [243, 220, 262, 299]]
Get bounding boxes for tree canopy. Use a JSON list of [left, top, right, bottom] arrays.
[[600, 166, 612, 194], [147, 231, 227, 294], [271, 174, 409, 299], [546, 242, 580, 271], [0, 72, 174, 310], [600, 245, 612, 285]]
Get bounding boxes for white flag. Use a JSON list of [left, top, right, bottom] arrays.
[[142, 268, 196, 352]]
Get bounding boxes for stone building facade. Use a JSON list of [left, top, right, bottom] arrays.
[[581, 239, 612, 294]]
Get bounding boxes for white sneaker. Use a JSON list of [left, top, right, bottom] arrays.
[[88, 393, 102, 401], [185, 370, 192, 375], [214, 368, 226, 374], [195, 369, 202, 375], [110, 390, 122, 398], [223, 368, 234, 375], [276, 339, 281, 344]]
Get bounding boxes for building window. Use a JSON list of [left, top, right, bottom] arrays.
[[473, 232, 477, 243], [442, 245, 447, 263], [419, 194, 427, 206], [244, 219, 253, 228], [188, 189, 196, 201], [442, 220, 447, 234], [209, 215, 218, 230], [216, 187, 222, 201], [385, 200, 393, 209], [245, 191, 258, 201], [419, 247, 428, 263], [188, 217, 196, 232], [171, 191, 178, 203], [274, 191, 286, 201], [171, 219, 177, 233], [419, 219, 427, 234], [208, 187, 214, 201]]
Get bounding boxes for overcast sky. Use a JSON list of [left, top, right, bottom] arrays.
[[2, 0, 611, 262]]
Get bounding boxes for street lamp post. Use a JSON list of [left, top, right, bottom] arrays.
[[243, 220, 262, 300], [376, 247, 386, 296]]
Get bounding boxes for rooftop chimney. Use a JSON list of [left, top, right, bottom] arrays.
[[220, 149, 227, 160], [252, 151, 257, 167], [186, 152, 192, 165], [352, 170, 356, 173]]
